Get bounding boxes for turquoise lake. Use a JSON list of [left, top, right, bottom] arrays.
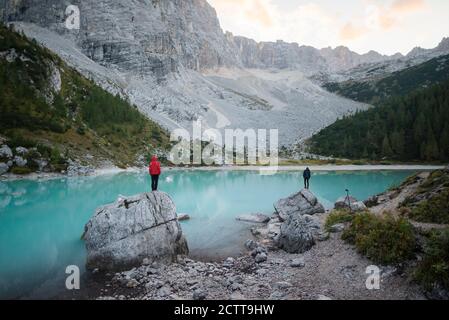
[[0, 169, 416, 298]]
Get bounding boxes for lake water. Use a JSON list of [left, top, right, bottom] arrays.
[[0, 169, 416, 298]]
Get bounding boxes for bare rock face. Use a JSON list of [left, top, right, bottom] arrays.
[[0, 0, 240, 80], [274, 189, 325, 221], [83, 192, 189, 271], [274, 189, 324, 254]]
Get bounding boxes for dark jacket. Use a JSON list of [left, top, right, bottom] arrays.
[[303, 168, 311, 179]]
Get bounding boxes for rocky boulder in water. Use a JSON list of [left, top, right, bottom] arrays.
[[82, 192, 189, 271], [274, 189, 325, 221], [274, 189, 324, 253]]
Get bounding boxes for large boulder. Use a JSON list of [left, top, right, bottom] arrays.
[[274, 189, 324, 253], [0, 145, 13, 159], [334, 196, 367, 212], [276, 214, 320, 253], [13, 156, 27, 167], [274, 189, 325, 221], [82, 192, 189, 271]]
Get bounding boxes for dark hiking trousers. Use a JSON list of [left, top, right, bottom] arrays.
[[151, 174, 159, 191]]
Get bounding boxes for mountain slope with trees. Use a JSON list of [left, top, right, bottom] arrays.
[[324, 53, 449, 105], [309, 80, 449, 162], [0, 25, 170, 172]]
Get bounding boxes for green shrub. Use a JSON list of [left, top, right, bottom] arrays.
[[325, 209, 355, 231], [11, 166, 32, 175], [342, 212, 416, 264], [415, 229, 449, 291], [409, 189, 449, 224]]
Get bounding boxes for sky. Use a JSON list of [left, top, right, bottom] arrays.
[[208, 0, 449, 55]]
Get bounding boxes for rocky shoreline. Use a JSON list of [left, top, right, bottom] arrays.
[[68, 185, 434, 301]]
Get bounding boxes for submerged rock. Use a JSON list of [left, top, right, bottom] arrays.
[[236, 213, 270, 224], [274, 189, 325, 221], [82, 191, 189, 271]]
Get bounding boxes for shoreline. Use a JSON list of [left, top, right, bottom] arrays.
[[1, 164, 444, 182]]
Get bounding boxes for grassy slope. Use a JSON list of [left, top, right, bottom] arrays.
[[0, 25, 170, 169]]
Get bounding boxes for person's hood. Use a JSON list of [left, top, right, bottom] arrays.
[[151, 155, 158, 162]]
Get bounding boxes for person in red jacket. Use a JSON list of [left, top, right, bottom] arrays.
[[149, 155, 161, 191]]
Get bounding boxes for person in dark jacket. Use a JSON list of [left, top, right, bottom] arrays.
[[303, 167, 311, 189], [149, 155, 161, 191]]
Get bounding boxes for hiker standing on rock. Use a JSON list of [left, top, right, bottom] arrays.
[[303, 167, 311, 189], [149, 155, 161, 191]]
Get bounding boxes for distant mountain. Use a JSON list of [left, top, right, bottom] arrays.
[[0, 0, 370, 145], [323, 53, 449, 104], [308, 80, 449, 162]]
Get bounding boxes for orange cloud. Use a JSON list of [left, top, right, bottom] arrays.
[[391, 0, 426, 13], [245, 1, 273, 27], [339, 22, 369, 40], [209, 0, 274, 27], [378, 13, 396, 30]]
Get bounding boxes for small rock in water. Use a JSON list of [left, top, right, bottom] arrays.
[[290, 258, 305, 268], [236, 213, 270, 224], [177, 213, 191, 221]]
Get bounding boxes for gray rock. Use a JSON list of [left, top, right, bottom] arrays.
[[82, 192, 189, 271], [317, 294, 332, 300], [274, 189, 325, 221], [13, 156, 27, 167], [15, 147, 28, 155], [255, 252, 267, 263], [157, 285, 172, 297], [276, 214, 319, 253], [0, 163, 8, 175], [328, 223, 345, 233], [0, 145, 13, 159], [245, 239, 258, 251], [334, 196, 367, 212], [177, 213, 190, 221], [193, 289, 207, 300], [236, 213, 270, 224], [290, 258, 305, 268], [34, 159, 49, 172]]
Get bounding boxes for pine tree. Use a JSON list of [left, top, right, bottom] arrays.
[[382, 135, 393, 158]]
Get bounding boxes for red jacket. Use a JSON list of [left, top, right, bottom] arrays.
[[149, 156, 161, 175]]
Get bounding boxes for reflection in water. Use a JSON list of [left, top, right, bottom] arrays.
[[0, 170, 415, 298]]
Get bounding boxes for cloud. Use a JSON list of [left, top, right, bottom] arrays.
[[209, 0, 274, 28], [340, 22, 369, 40], [391, 0, 426, 13]]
